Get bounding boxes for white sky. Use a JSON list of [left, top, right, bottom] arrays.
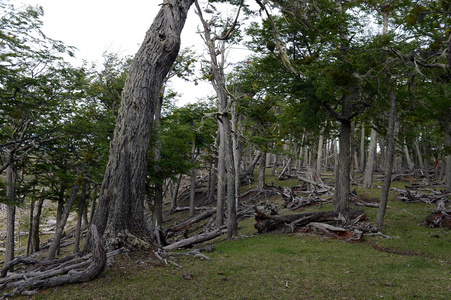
[[17, 0, 251, 106]]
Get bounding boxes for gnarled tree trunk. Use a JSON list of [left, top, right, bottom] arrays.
[[85, 0, 195, 252]]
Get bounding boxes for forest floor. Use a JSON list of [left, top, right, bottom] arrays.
[[4, 170, 451, 299]]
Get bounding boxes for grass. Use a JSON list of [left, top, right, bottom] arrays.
[[28, 231, 450, 300], [8, 174, 451, 299]]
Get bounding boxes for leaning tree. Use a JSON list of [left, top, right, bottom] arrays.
[[84, 0, 196, 252]]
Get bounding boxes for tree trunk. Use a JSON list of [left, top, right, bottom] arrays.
[[85, 0, 194, 252], [47, 183, 80, 260], [74, 179, 88, 254], [216, 125, 226, 228], [152, 93, 164, 226], [403, 140, 414, 171], [29, 198, 44, 254], [170, 174, 183, 210], [360, 122, 365, 171], [414, 139, 425, 170], [195, 1, 238, 235], [446, 124, 451, 192], [5, 163, 16, 265], [316, 132, 324, 175], [232, 105, 242, 208], [335, 118, 351, 213], [257, 150, 266, 191], [363, 127, 378, 189], [376, 89, 397, 227], [189, 160, 196, 217], [240, 150, 261, 182]]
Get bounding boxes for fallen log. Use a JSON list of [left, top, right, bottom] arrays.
[[171, 206, 213, 213], [424, 210, 451, 228], [164, 208, 217, 235], [305, 222, 362, 240], [254, 207, 366, 233], [2, 225, 106, 298], [297, 176, 334, 192], [162, 229, 226, 251]]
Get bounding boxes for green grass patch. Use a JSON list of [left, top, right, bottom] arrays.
[[28, 232, 450, 300]]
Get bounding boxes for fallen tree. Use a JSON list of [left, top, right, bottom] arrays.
[[393, 185, 450, 205], [0, 225, 108, 297], [424, 210, 451, 228], [162, 229, 226, 251], [254, 206, 366, 234]]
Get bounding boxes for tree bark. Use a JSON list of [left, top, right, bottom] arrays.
[[363, 127, 378, 188], [376, 89, 397, 227], [4, 225, 106, 298], [195, 1, 237, 236], [403, 140, 414, 171], [446, 124, 451, 193], [152, 93, 164, 226], [5, 163, 16, 265], [85, 0, 195, 252], [28, 198, 43, 254], [74, 179, 88, 254], [257, 150, 266, 191], [316, 131, 324, 175], [254, 207, 366, 233], [414, 139, 425, 170], [335, 118, 352, 213], [171, 174, 183, 210], [47, 183, 80, 260], [360, 122, 365, 172]]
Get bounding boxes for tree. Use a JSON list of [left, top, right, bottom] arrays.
[[85, 0, 195, 251], [0, 2, 77, 263], [195, 0, 244, 237]]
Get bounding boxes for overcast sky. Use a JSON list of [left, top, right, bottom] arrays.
[[17, 0, 240, 105]]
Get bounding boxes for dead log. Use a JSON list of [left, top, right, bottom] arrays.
[[304, 222, 362, 240], [162, 229, 226, 250], [2, 224, 106, 298], [254, 207, 366, 233], [164, 208, 217, 235], [297, 175, 333, 192], [352, 200, 379, 208], [171, 206, 213, 213], [424, 210, 451, 228]]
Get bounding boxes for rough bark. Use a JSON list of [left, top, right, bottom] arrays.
[[85, 0, 195, 252], [335, 117, 352, 213]]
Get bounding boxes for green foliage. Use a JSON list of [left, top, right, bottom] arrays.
[[148, 101, 217, 188]]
